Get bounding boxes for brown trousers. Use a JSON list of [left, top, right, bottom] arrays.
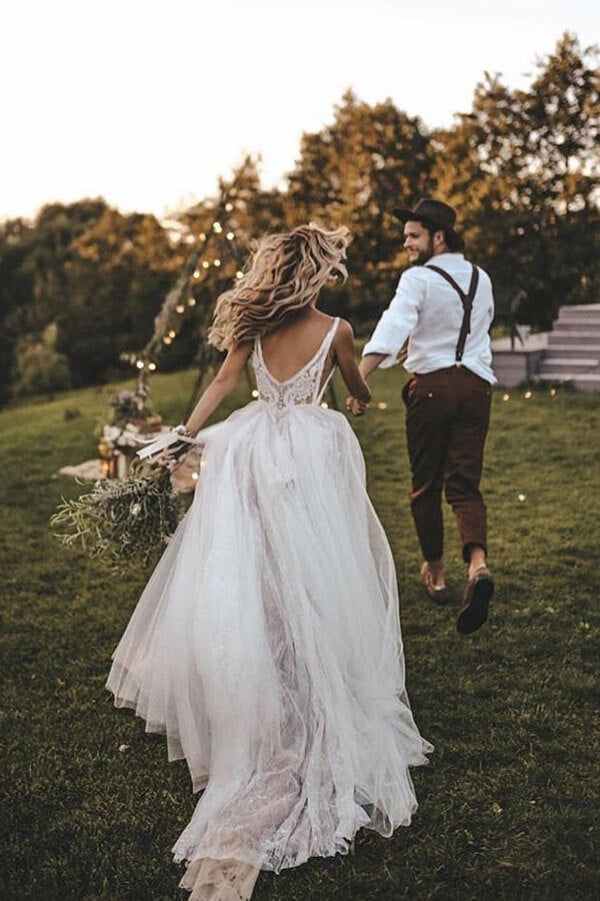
[[402, 365, 492, 563]]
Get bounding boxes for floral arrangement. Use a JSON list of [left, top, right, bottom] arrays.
[[99, 383, 164, 476], [51, 462, 182, 570], [110, 385, 153, 426]]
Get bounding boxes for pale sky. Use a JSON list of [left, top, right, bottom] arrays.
[[1, 0, 597, 223]]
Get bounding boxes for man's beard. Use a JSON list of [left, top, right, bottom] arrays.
[[411, 246, 434, 266]]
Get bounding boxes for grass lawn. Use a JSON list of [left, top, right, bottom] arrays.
[[1, 368, 599, 900]]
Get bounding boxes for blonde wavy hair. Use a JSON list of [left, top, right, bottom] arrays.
[[207, 222, 350, 350]]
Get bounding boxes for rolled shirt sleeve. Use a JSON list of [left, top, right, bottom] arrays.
[[362, 267, 425, 369]]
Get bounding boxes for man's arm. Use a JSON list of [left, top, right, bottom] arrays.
[[361, 268, 424, 372], [359, 353, 387, 379]]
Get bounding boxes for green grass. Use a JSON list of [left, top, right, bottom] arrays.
[[1, 370, 599, 900]]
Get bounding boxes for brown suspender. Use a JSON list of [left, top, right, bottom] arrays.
[[425, 263, 480, 363]]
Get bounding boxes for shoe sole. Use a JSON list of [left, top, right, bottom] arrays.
[[457, 576, 494, 634]]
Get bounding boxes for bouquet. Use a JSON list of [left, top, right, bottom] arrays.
[[51, 462, 182, 571], [52, 426, 203, 570]]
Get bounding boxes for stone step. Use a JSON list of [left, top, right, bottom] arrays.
[[539, 358, 599, 374], [552, 318, 600, 331], [536, 372, 600, 391], [556, 303, 600, 315], [548, 331, 600, 346], [542, 344, 600, 358]]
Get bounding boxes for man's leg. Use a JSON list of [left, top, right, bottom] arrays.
[[443, 372, 493, 632], [443, 380, 491, 564], [404, 376, 449, 587]]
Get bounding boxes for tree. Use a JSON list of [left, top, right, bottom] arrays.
[[12, 323, 71, 396], [432, 33, 600, 327], [286, 90, 434, 325]]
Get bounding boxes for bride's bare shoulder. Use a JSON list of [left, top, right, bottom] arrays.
[[333, 318, 355, 341]]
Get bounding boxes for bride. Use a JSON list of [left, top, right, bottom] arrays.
[[106, 223, 432, 899]]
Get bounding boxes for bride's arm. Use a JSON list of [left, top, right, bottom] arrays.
[[185, 342, 253, 436], [333, 319, 371, 405]]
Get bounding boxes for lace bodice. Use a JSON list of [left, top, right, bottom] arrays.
[[252, 318, 340, 409]]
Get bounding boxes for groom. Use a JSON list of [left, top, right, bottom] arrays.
[[351, 199, 496, 634]]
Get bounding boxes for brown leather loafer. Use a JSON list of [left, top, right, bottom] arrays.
[[421, 562, 450, 605], [457, 566, 494, 634]]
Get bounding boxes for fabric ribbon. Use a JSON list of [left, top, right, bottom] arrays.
[[136, 430, 199, 461]]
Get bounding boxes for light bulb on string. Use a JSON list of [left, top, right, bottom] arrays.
[[213, 222, 222, 234], [199, 233, 207, 242], [236, 270, 244, 280], [136, 360, 144, 370], [176, 305, 185, 313], [163, 336, 172, 345], [225, 203, 234, 212], [168, 329, 176, 339], [213, 258, 221, 267], [148, 362, 157, 371], [226, 232, 235, 241], [188, 297, 197, 307], [193, 269, 201, 279], [202, 261, 210, 269]]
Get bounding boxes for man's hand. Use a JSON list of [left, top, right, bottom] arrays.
[[345, 396, 369, 416]]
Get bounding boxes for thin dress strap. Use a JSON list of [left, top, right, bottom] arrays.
[[316, 317, 340, 403]]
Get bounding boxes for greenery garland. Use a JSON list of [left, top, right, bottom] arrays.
[[50, 464, 182, 571]]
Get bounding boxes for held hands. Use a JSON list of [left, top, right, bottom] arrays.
[[345, 396, 369, 416]]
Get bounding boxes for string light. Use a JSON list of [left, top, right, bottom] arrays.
[[192, 471, 199, 481], [139, 196, 245, 373], [502, 393, 510, 402], [251, 389, 259, 398], [550, 388, 557, 396], [524, 390, 532, 399], [321, 402, 329, 409], [377, 401, 388, 410]]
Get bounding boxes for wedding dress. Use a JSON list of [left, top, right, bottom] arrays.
[[106, 317, 432, 899]]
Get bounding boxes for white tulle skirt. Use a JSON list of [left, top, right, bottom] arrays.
[[106, 400, 432, 895]]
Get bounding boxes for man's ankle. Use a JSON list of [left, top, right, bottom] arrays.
[[468, 547, 487, 577], [426, 557, 446, 583]]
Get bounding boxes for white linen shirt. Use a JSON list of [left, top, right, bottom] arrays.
[[362, 253, 497, 384]]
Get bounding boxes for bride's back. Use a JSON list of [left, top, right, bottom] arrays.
[[259, 310, 336, 383]]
